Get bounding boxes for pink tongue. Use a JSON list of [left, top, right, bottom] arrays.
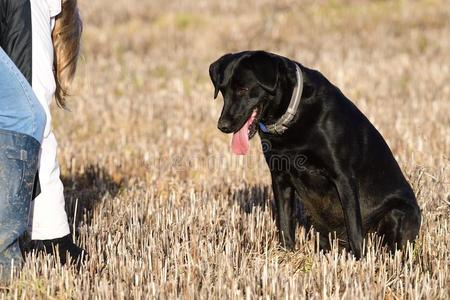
[[231, 110, 257, 155]]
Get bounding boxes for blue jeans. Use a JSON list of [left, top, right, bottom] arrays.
[[0, 47, 46, 281], [0, 130, 41, 280], [0, 47, 46, 142]]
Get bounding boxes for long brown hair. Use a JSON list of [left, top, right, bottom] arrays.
[[52, 0, 83, 108]]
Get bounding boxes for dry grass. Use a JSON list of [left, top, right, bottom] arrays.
[[2, 0, 450, 298]]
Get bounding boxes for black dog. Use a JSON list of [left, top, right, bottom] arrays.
[[209, 51, 421, 258]]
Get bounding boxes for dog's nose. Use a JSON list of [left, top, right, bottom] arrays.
[[218, 120, 234, 133]]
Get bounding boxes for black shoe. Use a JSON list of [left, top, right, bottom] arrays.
[[33, 234, 87, 267]]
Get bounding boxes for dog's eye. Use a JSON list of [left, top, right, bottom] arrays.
[[237, 87, 249, 96]]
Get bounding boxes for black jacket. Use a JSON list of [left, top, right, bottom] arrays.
[[0, 0, 32, 84]]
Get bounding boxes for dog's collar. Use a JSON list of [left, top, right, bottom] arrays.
[[259, 64, 303, 135]]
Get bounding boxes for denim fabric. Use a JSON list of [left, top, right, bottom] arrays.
[[0, 47, 46, 143], [0, 129, 41, 282]]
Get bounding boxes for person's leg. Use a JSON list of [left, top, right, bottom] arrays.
[[0, 131, 41, 280], [0, 48, 45, 281], [29, 131, 85, 264], [0, 48, 45, 142], [30, 132, 70, 240]]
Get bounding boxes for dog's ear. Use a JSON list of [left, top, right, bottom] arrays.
[[209, 51, 278, 97], [244, 51, 279, 93], [209, 53, 233, 99]]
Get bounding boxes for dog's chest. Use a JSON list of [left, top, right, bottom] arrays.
[[264, 149, 333, 192], [265, 149, 346, 232], [289, 167, 346, 233]]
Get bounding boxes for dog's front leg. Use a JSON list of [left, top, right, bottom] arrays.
[[334, 176, 363, 259], [271, 172, 297, 250]]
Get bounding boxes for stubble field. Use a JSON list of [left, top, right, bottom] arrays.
[[2, 0, 449, 299]]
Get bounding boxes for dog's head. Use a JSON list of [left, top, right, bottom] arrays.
[[209, 51, 299, 154], [209, 51, 282, 137]]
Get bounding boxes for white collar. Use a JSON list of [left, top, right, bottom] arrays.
[[260, 64, 303, 135]]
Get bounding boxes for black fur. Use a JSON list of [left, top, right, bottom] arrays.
[[210, 51, 421, 258]]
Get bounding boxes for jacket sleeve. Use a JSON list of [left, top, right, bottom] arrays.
[[0, 0, 32, 84]]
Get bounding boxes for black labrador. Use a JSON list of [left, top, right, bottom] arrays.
[[209, 51, 421, 258]]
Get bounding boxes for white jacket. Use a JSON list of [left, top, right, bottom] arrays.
[[28, 0, 70, 240]]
